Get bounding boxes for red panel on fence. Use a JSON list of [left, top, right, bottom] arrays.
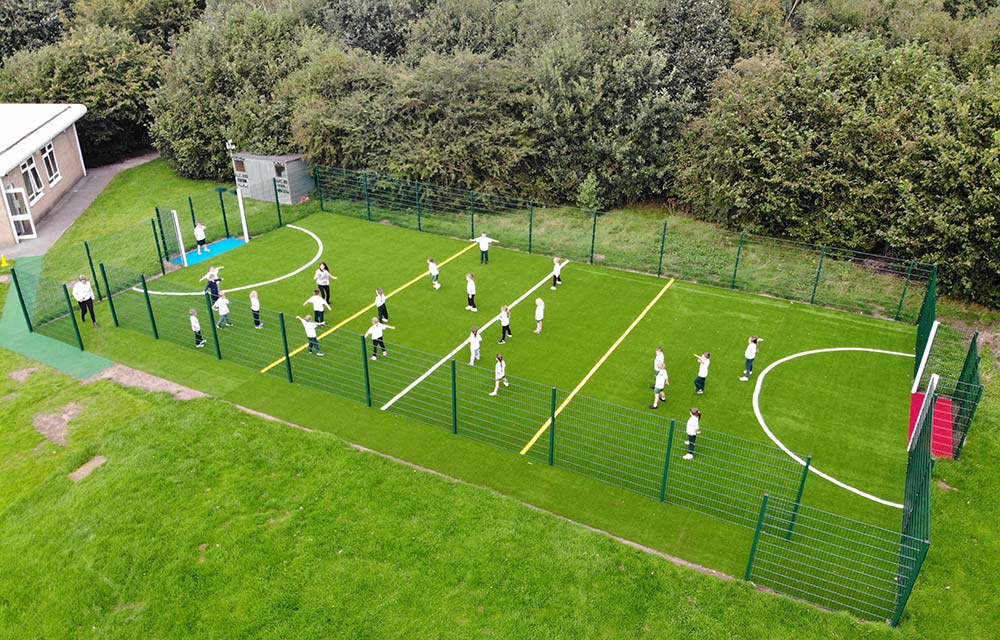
[[909, 393, 954, 459]]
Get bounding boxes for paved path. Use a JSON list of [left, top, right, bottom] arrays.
[[4, 151, 159, 259]]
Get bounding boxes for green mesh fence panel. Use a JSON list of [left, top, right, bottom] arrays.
[[914, 270, 938, 376], [14, 269, 80, 347]]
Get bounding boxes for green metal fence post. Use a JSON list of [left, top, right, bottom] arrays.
[[451, 360, 458, 434], [154, 207, 170, 262], [744, 494, 769, 581], [589, 210, 598, 264], [273, 178, 284, 227], [61, 284, 85, 351], [548, 387, 557, 465], [528, 202, 534, 253], [83, 241, 103, 301], [810, 246, 827, 305], [785, 456, 811, 540], [657, 219, 668, 278], [362, 173, 372, 221], [140, 274, 158, 339], [98, 263, 119, 327], [187, 195, 196, 227], [416, 180, 422, 232], [150, 218, 166, 275], [361, 334, 372, 407], [895, 260, 917, 322], [730, 232, 745, 290], [216, 186, 231, 238], [659, 419, 676, 501], [891, 541, 930, 626], [204, 292, 222, 360], [10, 269, 33, 332], [278, 312, 293, 383], [470, 191, 476, 237]]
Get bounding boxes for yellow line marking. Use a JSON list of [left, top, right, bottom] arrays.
[[519, 278, 675, 455], [260, 242, 477, 373]]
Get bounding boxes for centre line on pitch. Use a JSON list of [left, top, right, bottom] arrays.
[[260, 242, 477, 373], [519, 278, 675, 456], [379, 267, 567, 411]]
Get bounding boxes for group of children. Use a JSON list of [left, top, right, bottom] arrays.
[[648, 336, 764, 459]]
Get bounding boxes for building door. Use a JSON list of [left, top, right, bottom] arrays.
[[4, 188, 36, 241]]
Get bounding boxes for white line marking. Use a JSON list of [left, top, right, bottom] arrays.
[[911, 320, 939, 394], [139, 225, 323, 296], [380, 268, 562, 411], [752, 347, 913, 509]]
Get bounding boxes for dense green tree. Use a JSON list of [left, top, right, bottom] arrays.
[[151, 6, 320, 179], [0, 25, 161, 164], [0, 0, 71, 60], [72, 0, 201, 50], [405, 0, 519, 60], [301, 0, 430, 57]]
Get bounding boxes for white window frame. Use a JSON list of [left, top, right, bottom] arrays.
[[41, 142, 61, 186], [20, 157, 44, 205]]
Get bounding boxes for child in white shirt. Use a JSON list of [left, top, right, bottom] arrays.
[[428, 257, 441, 290], [190, 309, 206, 347], [213, 292, 233, 327], [375, 288, 389, 322], [488, 353, 509, 396], [465, 274, 478, 311], [649, 362, 670, 409], [194, 222, 208, 254], [313, 262, 337, 303], [468, 327, 483, 365], [249, 290, 263, 329], [304, 289, 331, 324], [550, 257, 568, 290], [365, 317, 396, 360], [471, 232, 498, 264], [741, 336, 764, 381], [693, 352, 710, 394], [533, 298, 544, 334], [296, 315, 324, 356], [498, 305, 512, 344], [683, 408, 702, 460]]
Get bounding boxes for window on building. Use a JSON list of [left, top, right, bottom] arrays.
[[233, 159, 246, 173], [41, 142, 60, 184], [20, 157, 43, 203]]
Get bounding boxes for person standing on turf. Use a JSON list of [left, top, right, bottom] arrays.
[[194, 221, 209, 255], [649, 362, 670, 409], [550, 257, 568, 290], [741, 336, 764, 381], [470, 232, 498, 264], [199, 265, 224, 285], [683, 408, 702, 460], [71, 275, 98, 327], [468, 326, 483, 365], [533, 298, 544, 334], [488, 353, 509, 396], [375, 288, 390, 322], [304, 289, 331, 324], [313, 262, 336, 303], [498, 305, 512, 344], [213, 292, 233, 327], [693, 352, 710, 394], [190, 309, 206, 348], [365, 317, 395, 360], [249, 290, 263, 329], [296, 315, 324, 356], [465, 273, 478, 312], [428, 257, 441, 290], [204, 278, 221, 304]]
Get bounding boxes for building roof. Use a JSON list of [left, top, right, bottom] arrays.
[[0, 103, 87, 178], [232, 152, 304, 163]]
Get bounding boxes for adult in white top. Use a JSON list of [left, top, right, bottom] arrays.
[[741, 336, 764, 381], [375, 288, 390, 322], [468, 327, 483, 365], [198, 266, 224, 283], [649, 362, 670, 409], [533, 298, 544, 334], [470, 232, 498, 264], [249, 290, 263, 329], [71, 275, 98, 327], [365, 317, 396, 360], [313, 262, 337, 303], [428, 257, 441, 290], [465, 274, 478, 311], [194, 222, 208, 254], [189, 309, 206, 347], [304, 289, 332, 324], [683, 408, 702, 460], [550, 257, 569, 290], [212, 293, 233, 327], [489, 353, 509, 396], [653, 346, 665, 374], [498, 305, 512, 344], [693, 352, 711, 395], [296, 315, 324, 356]]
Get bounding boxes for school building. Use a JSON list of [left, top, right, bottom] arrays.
[[0, 103, 88, 249]]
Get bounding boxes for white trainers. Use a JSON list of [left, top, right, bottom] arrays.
[[684, 441, 690, 445], [488, 391, 497, 396], [503, 380, 509, 387], [550, 286, 557, 290], [371, 355, 377, 361], [682, 453, 694, 460], [739, 376, 749, 381], [696, 390, 704, 395], [471, 308, 478, 312], [465, 306, 472, 310], [382, 350, 387, 356]]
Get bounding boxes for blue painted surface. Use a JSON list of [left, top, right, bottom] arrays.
[[172, 237, 247, 266]]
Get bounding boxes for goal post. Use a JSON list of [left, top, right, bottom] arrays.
[[170, 208, 188, 267]]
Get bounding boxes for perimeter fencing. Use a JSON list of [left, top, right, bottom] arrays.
[[314, 166, 935, 322]]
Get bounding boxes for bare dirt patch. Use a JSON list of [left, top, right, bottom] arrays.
[[378, 219, 394, 226], [197, 543, 208, 563], [112, 602, 145, 613], [84, 364, 207, 400], [69, 455, 107, 482], [8, 366, 40, 383], [266, 511, 292, 526], [1, 392, 17, 402], [33, 402, 84, 446], [936, 479, 958, 492]]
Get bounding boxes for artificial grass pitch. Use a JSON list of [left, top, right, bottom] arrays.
[[169, 236, 246, 266]]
